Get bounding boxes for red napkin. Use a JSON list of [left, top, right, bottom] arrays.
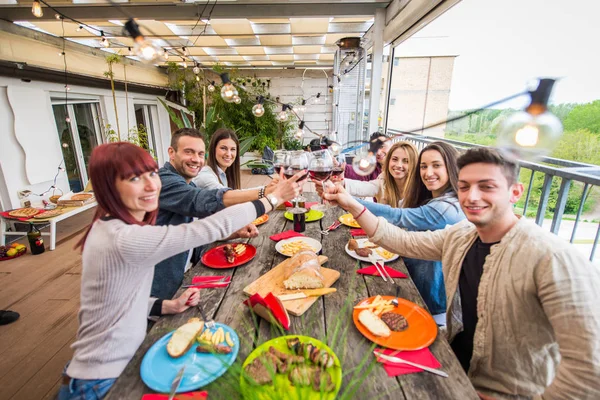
[[0, 210, 38, 222], [141, 392, 207, 400], [350, 228, 367, 237], [189, 275, 231, 289], [270, 230, 305, 242], [357, 265, 407, 278], [284, 201, 319, 209], [375, 347, 441, 377]]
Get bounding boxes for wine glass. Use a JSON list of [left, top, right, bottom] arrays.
[[273, 150, 289, 177], [285, 151, 309, 206], [308, 149, 333, 211], [330, 153, 346, 183]]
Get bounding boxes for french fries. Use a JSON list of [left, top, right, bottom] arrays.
[[280, 240, 316, 256], [375, 248, 396, 260], [234, 244, 246, 255], [354, 295, 397, 316], [225, 332, 235, 347]]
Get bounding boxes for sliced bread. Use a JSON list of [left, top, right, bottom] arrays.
[[167, 318, 205, 358], [358, 309, 391, 337]]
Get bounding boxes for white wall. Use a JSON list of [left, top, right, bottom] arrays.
[[0, 76, 176, 211]]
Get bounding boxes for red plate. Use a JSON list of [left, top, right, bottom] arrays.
[[201, 243, 257, 269]]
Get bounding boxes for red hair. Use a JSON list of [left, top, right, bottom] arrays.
[[76, 142, 159, 250]]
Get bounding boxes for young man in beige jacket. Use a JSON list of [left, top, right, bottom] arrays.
[[324, 147, 600, 400]]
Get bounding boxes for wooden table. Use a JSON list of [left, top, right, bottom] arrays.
[[107, 200, 478, 400]]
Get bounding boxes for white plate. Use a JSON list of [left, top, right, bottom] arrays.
[[344, 238, 400, 263], [275, 237, 322, 257]]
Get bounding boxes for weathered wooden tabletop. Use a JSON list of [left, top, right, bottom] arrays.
[[107, 199, 478, 400]]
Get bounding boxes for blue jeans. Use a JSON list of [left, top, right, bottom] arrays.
[[56, 363, 116, 400], [403, 257, 447, 315]]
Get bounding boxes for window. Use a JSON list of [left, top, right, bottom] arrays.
[[52, 101, 102, 192], [134, 104, 159, 156]]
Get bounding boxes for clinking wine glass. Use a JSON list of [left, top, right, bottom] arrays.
[[273, 150, 290, 176], [284, 150, 309, 206], [308, 149, 333, 212]]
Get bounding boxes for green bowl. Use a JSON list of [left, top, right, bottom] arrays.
[[284, 209, 324, 222], [240, 335, 342, 400]]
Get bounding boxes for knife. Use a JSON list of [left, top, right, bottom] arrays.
[[277, 288, 337, 301], [373, 351, 448, 378], [169, 365, 186, 399]]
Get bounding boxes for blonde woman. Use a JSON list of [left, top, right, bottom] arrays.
[[338, 141, 418, 207]]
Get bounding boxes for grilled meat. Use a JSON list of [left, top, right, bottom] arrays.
[[244, 355, 278, 385], [348, 239, 359, 251], [269, 346, 304, 364], [355, 247, 372, 257], [196, 343, 232, 354], [380, 312, 408, 332], [289, 364, 316, 387], [287, 337, 334, 368], [312, 370, 336, 392], [223, 244, 235, 263]]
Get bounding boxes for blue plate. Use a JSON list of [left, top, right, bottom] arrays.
[[140, 322, 239, 393]]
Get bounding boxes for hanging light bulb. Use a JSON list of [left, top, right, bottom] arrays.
[[295, 121, 305, 140], [55, 13, 62, 20], [220, 73, 238, 103], [252, 97, 265, 117], [77, 25, 83, 32], [233, 95, 241, 104], [195, 75, 200, 82], [31, 0, 43, 18], [100, 31, 109, 48], [180, 58, 188, 68], [192, 63, 200, 75], [62, 142, 69, 148], [207, 81, 216, 92], [128, 47, 133, 56], [313, 92, 321, 104], [297, 99, 307, 114], [182, 46, 189, 56], [330, 141, 341, 155], [64, 85, 71, 91], [59, 51, 65, 56], [123, 18, 161, 63], [497, 79, 563, 160], [65, 117, 71, 123], [277, 104, 289, 122], [351, 137, 383, 176], [163, 49, 169, 60]]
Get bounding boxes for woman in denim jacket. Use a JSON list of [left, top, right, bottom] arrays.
[[354, 142, 465, 318]]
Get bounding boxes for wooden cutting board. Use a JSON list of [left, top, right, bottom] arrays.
[[243, 255, 340, 316]]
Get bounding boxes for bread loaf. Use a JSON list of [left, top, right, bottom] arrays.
[[167, 318, 205, 358], [358, 309, 391, 337], [283, 251, 324, 290]]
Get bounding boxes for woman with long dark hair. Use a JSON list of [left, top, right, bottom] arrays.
[[57, 142, 301, 400], [194, 128, 242, 190]]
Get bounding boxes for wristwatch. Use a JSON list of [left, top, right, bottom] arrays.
[[265, 194, 278, 211]]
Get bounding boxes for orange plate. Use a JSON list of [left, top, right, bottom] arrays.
[[352, 296, 437, 350], [252, 214, 269, 226]]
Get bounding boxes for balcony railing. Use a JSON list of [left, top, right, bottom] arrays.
[[387, 129, 600, 263]]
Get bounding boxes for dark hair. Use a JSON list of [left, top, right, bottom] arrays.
[[171, 127, 205, 150], [370, 131, 388, 142], [76, 142, 159, 250], [380, 141, 419, 207], [207, 128, 241, 190], [457, 147, 519, 185], [402, 141, 460, 209]]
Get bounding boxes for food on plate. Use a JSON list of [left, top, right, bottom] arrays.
[[362, 240, 379, 249], [0, 243, 26, 258], [375, 248, 396, 260], [312, 369, 336, 392], [280, 240, 317, 257], [269, 346, 304, 364], [283, 251, 324, 290], [287, 337, 335, 368], [358, 309, 391, 337], [380, 312, 409, 332], [167, 318, 205, 358], [353, 295, 395, 316], [252, 214, 268, 225], [33, 209, 63, 219], [288, 364, 314, 386], [8, 207, 40, 218], [196, 343, 233, 354], [244, 356, 276, 385], [224, 244, 236, 263], [347, 239, 359, 251], [225, 332, 235, 347], [71, 193, 93, 201], [354, 248, 372, 257], [234, 243, 247, 256]]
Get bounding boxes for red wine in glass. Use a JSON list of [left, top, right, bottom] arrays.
[[331, 167, 344, 178], [309, 168, 332, 182], [285, 167, 308, 182], [274, 164, 285, 175]]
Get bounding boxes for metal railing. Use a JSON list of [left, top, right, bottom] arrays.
[[387, 129, 600, 263]]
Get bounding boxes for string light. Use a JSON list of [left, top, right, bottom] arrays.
[[233, 95, 241, 104], [59, 51, 65, 56], [207, 81, 216, 92], [163, 49, 169, 60], [180, 58, 188, 68], [313, 92, 322, 104], [182, 46, 189, 56], [192, 63, 200, 75], [252, 96, 265, 117], [77, 25, 83, 32], [31, 0, 43, 18], [128, 47, 133, 56], [196, 75, 200, 82], [220, 73, 238, 103], [295, 121, 305, 139], [123, 18, 161, 63], [55, 13, 62, 20], [297, 99, 307, 113], [277, 104, 289, 122], [64, 85, 71, 91], [100, 31, 109, 48]]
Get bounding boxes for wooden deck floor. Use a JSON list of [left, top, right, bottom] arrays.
[[0, 171, 279, 400]]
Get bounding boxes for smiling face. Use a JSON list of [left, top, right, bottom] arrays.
[[388, 147, 410, 181], [420, 150, 449, 197], [215, 138, 237, 171], [458, 162, 523, 227], [376, 137, 392, 164], [168, 135, 206, 182], [115, 170, 161, 222]]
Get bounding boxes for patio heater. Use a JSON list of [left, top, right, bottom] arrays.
[[332, 37, 366, 151]]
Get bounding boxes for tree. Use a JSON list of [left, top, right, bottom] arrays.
[[563, 100, 600, 134]]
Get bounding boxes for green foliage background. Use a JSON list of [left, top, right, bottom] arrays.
[[445, 101, 600, 217]]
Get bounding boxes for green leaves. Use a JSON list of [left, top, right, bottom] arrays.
[[157, 97, 185, 129], [238, 136, 255, 157]]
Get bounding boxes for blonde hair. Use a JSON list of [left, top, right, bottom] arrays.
[[377, 141, 419, 207]]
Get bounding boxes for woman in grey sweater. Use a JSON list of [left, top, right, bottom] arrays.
[[57, 142, 302, 400]]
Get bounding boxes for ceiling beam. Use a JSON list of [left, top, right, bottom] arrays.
[[0, 3, 384, 21]]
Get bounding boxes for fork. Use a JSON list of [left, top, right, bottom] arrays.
[[197, 302, 216, 329], [320, 220, 341, 235], [368, 255, 387, 282]]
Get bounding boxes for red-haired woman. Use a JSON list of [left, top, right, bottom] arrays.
[[57, 142, 302, 400]]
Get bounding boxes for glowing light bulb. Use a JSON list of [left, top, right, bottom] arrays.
[[352, 151, 377, 176], [64, 85, 70, 91], [252, 103, 265, 117], [277, 110, 288, 122], [100, 35, 109, 48], [32, 0, 43, 18], [65, 117, 71, 123], [497, 109, 562, 160], [192, 65, 200, 75], [196, 75, 200, 82], [329, 141, 341, 154], [295, 128, 304, 140], [220, 83, 238, 103], [62, 143, 69, 148], [55, 13, 61, 20], [77, 25, 83, 32], [180, 61, 188, 69], [182, 46, 189, 56], [207, 82, 215, 92], [128, 47, 133, 56], [313, 93, 321, 104], [233, 95, 241, 104], [163, 49, 169, 60], [514, 125, 539, 147]]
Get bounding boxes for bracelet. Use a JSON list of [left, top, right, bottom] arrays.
[[353, 206, 367, 220], [258, 186, 265, 199]]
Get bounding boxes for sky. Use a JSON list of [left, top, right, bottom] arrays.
[[395, 0, 600, 110]]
